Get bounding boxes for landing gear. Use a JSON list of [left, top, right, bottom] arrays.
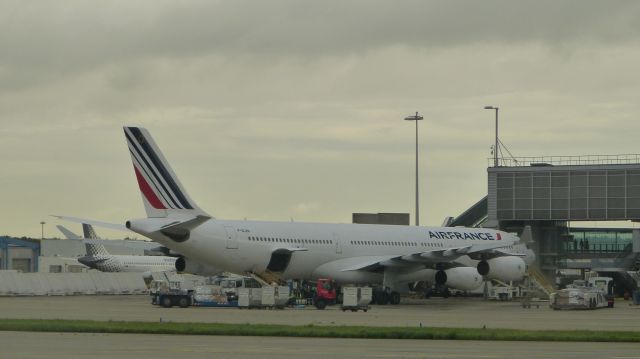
[[424, 285, 450, 299], [375, 291, 389, 305], [389, 291, 401, 305], [372, 289, 401, 305]]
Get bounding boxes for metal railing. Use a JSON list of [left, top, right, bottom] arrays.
[[489, 154, 640, 167], [564, 243, 630, 254]]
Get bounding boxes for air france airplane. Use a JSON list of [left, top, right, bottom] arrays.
[[123, 126, 529, 304]]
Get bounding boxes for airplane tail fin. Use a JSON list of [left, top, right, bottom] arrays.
[[82, 223, 99, 239], [78, 223, 110, 256], [123, 126, 210, 219], [520, 225, 534, 244], [85, 242, 110, 256]]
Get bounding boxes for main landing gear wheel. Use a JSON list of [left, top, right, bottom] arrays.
[[375, 291, 389, 305]]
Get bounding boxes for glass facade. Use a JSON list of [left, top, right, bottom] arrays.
[[565, 228, 633, 253], [495, 168, 640, 221]]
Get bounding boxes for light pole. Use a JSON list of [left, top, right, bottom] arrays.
[[484, 106, 499, 167], [40, 221, 45, 239], [404, 112, 423, 226]]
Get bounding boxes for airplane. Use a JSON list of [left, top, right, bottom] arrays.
[[57, 224, 178, 274], [109, 127, 533, 304]]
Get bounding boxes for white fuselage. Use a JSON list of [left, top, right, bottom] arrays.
[[132, 218, 520, 285], [81, 254, 177, 273]]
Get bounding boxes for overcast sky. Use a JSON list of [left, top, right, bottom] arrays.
[[2, 1, 640, 238]]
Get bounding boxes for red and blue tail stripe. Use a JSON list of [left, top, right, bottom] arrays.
[[124, 127, 195, 210]]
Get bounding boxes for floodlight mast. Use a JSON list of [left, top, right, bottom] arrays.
[[404, 112, 424, 226], [484, 106, 499, 167]]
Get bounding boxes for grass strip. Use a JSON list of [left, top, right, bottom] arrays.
[[0, 319, 638, 342]]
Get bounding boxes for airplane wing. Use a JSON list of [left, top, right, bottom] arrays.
[[491, 249, 527, 257], [340, 241, 515, 272], [272, 247, 308, 253]]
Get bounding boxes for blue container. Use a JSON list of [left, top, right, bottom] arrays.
[[633, 291, 640, 305]]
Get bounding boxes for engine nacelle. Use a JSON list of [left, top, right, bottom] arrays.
[[477, 256, 526, 282], [175, 257, 222, 276], [435, 267, 483, 291]]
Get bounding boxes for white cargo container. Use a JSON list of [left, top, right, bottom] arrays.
[[341, 287, 371, 312], [276, 286, 290, 307], [238, 288, 250, 307], [261, 286, 275, 306], [238, 286, 289, 309]]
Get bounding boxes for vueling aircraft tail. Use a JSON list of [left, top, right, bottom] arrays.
[[123, 126, 210, 219]]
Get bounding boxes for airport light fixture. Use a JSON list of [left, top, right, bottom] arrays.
[[484, 106, 499, 167], [404, 112, 424, 226]]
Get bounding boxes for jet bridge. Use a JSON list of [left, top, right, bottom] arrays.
[[448, 196, 488, 227]]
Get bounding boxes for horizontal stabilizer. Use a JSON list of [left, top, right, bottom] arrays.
[[56, 225, 81, 240], [52, 215, 128, 232], [159, 215, 211, 233], [126, 215, 211, 242]]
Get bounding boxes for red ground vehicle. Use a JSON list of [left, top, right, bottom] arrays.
[[314, 278, 337, 309]]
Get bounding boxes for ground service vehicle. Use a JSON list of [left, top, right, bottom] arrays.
[[588, 276, 615, 308], [314, 278, 337, 309], [154, 285, 240, 308], [550, 279, 613, 310]]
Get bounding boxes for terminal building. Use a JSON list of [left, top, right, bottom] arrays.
[[0, 236, 158, 273], [448, 155, 640, 294]]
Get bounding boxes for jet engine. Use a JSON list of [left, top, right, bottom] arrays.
[[434, 267, 483, 291], [477, 256, 526, 282], [175, 257, 222, 276]]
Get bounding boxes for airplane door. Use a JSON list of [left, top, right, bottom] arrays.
[[225, 226, 238, 249], [334, 233, 342, 254]]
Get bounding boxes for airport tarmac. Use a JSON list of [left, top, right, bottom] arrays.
[[2, 332, 639, 359], [1, 295, 640, 331]]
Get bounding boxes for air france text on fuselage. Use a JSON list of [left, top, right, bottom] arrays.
[[428, 231, 501, 241]]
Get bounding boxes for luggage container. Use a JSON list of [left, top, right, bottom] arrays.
[[340, 287, 371, 312], [238, 286, 290, 309]]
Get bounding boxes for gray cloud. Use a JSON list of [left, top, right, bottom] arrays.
[[2, 1, 639, 68], [2, 1, 640, 237]]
